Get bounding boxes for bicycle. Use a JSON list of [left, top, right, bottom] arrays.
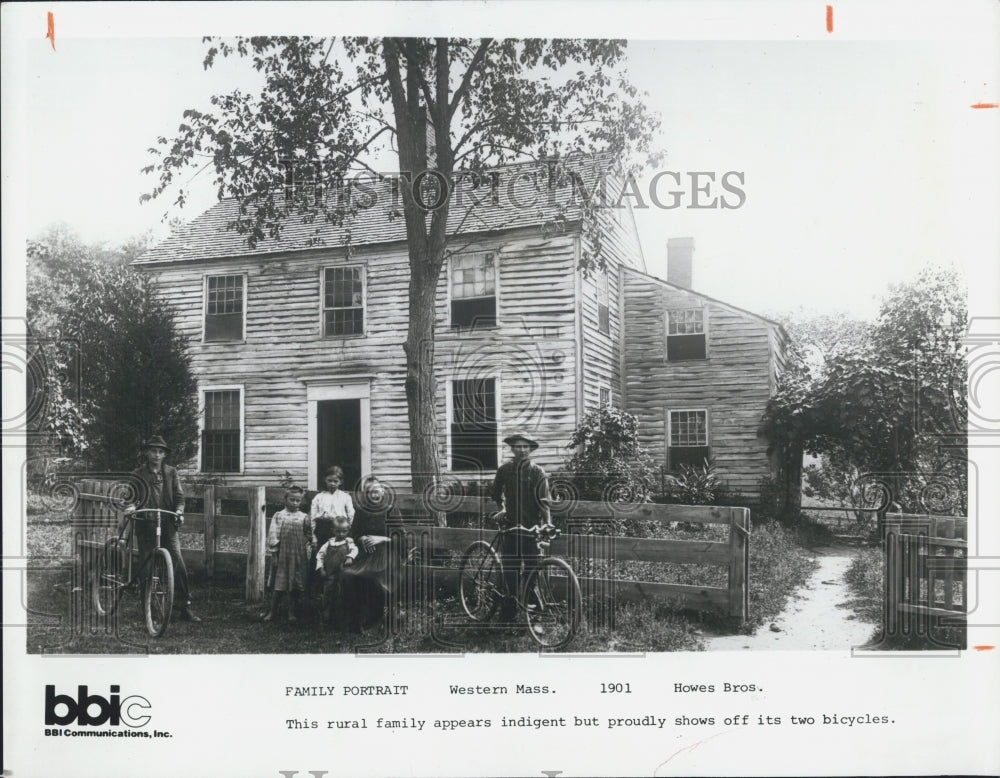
[[458, 514, 583, 648], [92, 509, 178, 637]]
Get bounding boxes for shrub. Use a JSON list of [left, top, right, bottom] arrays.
[[659, 457, 724, 505], [564, 406, 655, 535], [565, 406, 654, 498]]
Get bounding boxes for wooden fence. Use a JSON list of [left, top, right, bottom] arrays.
[[72, 481, 750, 622], [883, 513, 967, 635]]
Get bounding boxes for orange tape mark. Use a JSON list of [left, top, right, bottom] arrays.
[[826, 5, 833, 33], [46, 11, 55, 51], [970, 103, 998, 109], [973, 645, 995, 651]]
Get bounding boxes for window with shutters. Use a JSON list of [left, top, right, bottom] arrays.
[[666, 308, 706, 360], [201, 388, 242, 472], [450, 252, 496, 330], [204, 274, 245, 342], [323, 265, 365, 337], [450, 378, 498, 471], [667, 409, 711, 470]]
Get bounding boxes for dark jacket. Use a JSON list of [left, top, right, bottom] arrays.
[[131, 463, 186, 514], [492, 459, 551, 527]]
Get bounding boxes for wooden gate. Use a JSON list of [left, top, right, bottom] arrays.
[[883, 513, 967, 638]]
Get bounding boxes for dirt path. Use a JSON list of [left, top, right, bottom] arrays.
[[706, 546, 876, 651]]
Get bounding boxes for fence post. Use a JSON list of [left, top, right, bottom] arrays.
[[72, 479, 91, 634], [246, 485, 267, 602], [883, 514, 900, 638], [728, 508, 749, 621], [203, 485, 216, 580]]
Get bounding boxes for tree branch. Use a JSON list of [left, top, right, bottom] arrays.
[[401, 39, 436, 115], [449, 38, 491, 121]]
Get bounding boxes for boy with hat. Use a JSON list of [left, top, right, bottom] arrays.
[[126, 435, 200, 622], [491, 432, 551, 622]]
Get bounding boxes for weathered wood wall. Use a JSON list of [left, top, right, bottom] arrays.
[[621, 267, 780, 498], [145, 225, 581, 489]]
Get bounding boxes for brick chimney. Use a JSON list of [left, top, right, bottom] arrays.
[[667, 237, 694, 289]]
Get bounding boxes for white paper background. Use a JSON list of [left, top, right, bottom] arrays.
[[3, 3, 999, 776]]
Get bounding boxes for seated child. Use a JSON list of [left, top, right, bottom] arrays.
[[316, 515, 359, 631], [264, 486, 311, 623]]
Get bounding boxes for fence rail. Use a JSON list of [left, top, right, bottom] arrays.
[[883, 513, 967, 635], [71, 481, 750, 621]]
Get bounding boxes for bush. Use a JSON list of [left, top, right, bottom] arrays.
[[563, 406, 654, 535], [659, 458, 724, 505]]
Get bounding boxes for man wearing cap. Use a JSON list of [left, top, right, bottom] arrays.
[[491, 432, 551, 622], [127, 435, 200, 622]]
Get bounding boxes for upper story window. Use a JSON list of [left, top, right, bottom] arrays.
[[667, 308, 706, 361], [202, 388, 242, 472], [597, 269, 610, 335], [450, 251, 496, 330], [450, 377, 498, 472], [600, 386, 612, 407], [667, 409, 710, 470], [323, 266, 365, 337], [204, 274, 245, 342]]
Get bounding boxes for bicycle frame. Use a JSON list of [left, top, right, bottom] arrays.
[[478, 523, 557, 607], [118, 509, 169, 587], [94, 509, 178, 634]]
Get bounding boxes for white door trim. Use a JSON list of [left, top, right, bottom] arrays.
[[305, 377, 371, 491]]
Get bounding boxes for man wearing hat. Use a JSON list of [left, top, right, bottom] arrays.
[[127, 435, 200, 622], [491, 432, 552, 622]]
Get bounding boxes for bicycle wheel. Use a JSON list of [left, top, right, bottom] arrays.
[[92, 540, 124, 617], [523, 557, 582, 649], [144, 548, 174, 637], [459, 541, 503, 622]]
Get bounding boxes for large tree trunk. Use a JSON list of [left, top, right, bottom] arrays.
[[404, 249, 441, 500], [780, 439, 803, 521], [383, 38, 453, 523]]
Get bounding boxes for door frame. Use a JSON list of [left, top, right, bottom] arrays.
[[304, 376, 372, 491]]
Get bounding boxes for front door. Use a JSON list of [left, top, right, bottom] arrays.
[[317, 399, 362, 491]]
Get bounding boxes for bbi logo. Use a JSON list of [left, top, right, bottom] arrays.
[[45, 685, 151, 727]]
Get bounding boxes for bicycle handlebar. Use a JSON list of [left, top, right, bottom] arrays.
[[126, 508, 184, 526]]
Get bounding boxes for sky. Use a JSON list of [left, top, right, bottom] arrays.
[[5, 4, 998, 323]]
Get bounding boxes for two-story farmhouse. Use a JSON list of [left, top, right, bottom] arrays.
[[135, 158, 788, 503]]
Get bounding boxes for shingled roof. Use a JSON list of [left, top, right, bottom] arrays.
[[135, 156, 617, 265]]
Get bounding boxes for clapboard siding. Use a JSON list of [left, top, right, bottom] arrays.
[[144, 226, 579, 488], [622, 267, 781, 499], [576, 198, 642, 414]]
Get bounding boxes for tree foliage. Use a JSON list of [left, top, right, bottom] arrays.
[[565, 405, 655, 504], [144, 37, 662, 492], [27, 226, 198, 473], [762, 268, 967, 515]]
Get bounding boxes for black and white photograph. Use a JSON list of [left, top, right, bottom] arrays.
[[3, 2, 999, 776]]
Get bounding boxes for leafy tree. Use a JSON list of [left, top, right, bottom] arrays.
[[143, 37, 662, 493], [762, 268, 967, 518], [26, 226, 198, 473]]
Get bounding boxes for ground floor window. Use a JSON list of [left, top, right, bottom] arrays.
[[202, 388, 242, 472], [667, 408, 710, 470], [451, 377, 498, 471]]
